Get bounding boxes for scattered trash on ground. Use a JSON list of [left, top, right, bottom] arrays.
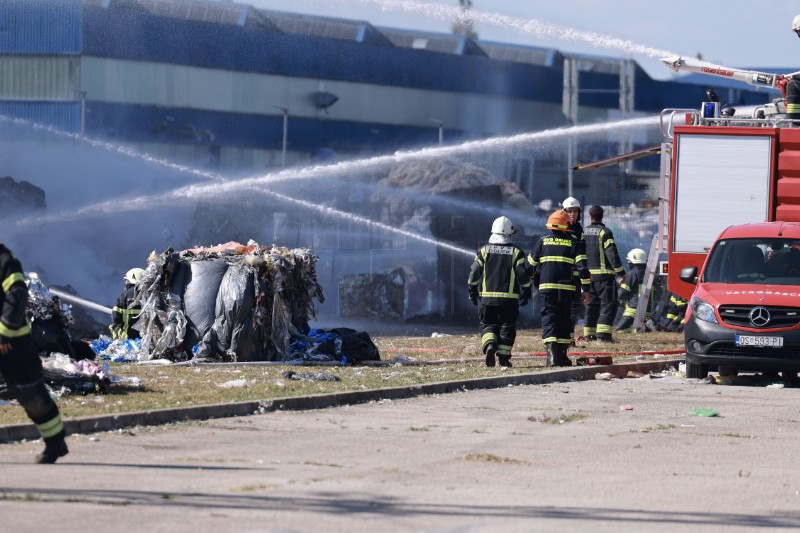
[[281, 370, 341, 382], [620, 404, 634, 411], [690, 408, 720, 417], [594, 372, 615, 381]]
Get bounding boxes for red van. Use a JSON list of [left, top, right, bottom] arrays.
[[679, 221, 800, 379]]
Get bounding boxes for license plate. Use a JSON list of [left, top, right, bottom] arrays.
[[735, 335, 783, 347]]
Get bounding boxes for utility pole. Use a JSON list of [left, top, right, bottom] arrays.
[[273, 106, 288, 168], [72, 87, 87, 140]]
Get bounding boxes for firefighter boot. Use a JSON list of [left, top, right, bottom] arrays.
[[545, 343, 558, 367], [485, 343, 497, 368], [597, 333, 614, 343], [498, 354, 512, 368], [555, 344, 573, 367], [35, 432, 69, 464]]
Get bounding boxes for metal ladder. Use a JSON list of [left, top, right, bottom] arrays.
[[633, 142, 671, 331]]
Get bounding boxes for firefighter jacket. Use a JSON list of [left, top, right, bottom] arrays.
[[112, 284, 142, 339], [0, 244, 31, 343], [468, 242, 531, 306], [619, 263, 646, 308], [527, 230, 589, 293], [584, 222, 625, 279], [569, 220, 586, 289]]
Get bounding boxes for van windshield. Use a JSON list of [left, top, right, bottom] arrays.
[[703, 238, 800, 285]]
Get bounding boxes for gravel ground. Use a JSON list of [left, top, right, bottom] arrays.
[[3, 372, 800, 532]]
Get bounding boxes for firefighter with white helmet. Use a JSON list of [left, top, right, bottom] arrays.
[[110, 267, 145, 340], [527, 210, 589, 367], [616, 248, 647, 332], [561, 197, 586, 344], [467, 216, 532, 368], [778, 15, 800, 122]]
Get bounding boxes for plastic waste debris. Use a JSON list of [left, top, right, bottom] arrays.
[[217, 379, 249, 389], [690, 408, 719, 417], [766, 383, 785, 389], [281, 370, 341, 382], [620, 404, 634, 411], [594, 372, 615, 381]]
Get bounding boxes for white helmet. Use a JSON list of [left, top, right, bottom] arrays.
[[626, 248, 647, 265], [793, 14, 800, 32], [124, 267, 145, 285], [491, 216, 517, 237], [562, 197, 581, 210]]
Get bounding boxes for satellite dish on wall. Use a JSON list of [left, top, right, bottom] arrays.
[[309, 91, 339, 114]]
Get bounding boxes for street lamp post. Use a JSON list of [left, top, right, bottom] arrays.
[[429, 118, 444, 146], [273, 106, 288, 168]]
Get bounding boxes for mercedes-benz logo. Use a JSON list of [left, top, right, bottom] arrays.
[[749, 306, 771, 327]]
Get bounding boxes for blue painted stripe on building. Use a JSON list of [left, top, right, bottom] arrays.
[[0, 101, 80, 135], [81, 6, 562, 103], [85, 102, 471, 153], [0, 0, 82, 54]]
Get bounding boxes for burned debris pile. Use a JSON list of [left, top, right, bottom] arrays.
[[135, 242, 326, 362]]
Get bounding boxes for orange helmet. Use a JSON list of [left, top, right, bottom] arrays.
[[546, 210, 571, 232]]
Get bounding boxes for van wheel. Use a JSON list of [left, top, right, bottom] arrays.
[[686, 361, 709, 379], [718, 366, 738, 377]]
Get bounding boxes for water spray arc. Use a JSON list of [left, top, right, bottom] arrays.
[[342, 0, 679, 59]]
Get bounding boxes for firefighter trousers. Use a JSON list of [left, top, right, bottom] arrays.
[[789, 79, 800, 122], [0, 336, 65, 443], [479, 304, 519, 359], [539, 290, 573, 346], [584, 277, 618, 337]]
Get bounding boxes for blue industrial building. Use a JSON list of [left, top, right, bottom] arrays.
[[0, 0, 782, 320]]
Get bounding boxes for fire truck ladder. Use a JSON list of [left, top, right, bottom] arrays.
[[632, 142, 671, 331]]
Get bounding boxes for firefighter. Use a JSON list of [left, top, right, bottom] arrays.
[[583, 206, 626, 342], [661, 292, 688, 332], [779, 15, 800, 123], [616, 248, 647, 332], [110, 267, 144, 340], [528, 210, 589, 367], [468, 216, 532, 368], [0, 243, 68, 463], [562, 196, 586, 344]]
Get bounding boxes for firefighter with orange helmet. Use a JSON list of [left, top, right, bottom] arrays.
[[527, 210, 589, 367], [467, 216, 532, 368]]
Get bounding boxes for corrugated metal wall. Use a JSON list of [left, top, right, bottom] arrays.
[[0, 101, 80, 134], [0, 56, 81, 99], [0, 0, 82, 54]]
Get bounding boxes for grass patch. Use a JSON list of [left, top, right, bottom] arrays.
[[528, 411, 588, 424], [0, 330, 682, 425]]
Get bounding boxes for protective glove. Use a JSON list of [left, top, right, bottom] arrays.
[[778, 77, 789, 98], [468, 287, 479, 306], [519, 287, 532, 307]]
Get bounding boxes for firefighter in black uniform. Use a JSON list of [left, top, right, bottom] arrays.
[[110, 267, 144, 340], [583, 205, 626, 342], [528, 210, 589, 367], [661, 292, 688, 332], [562, 196, 586, 344], [778, 15, 800, 122], [468, 216, 532, 368], [0, 243, 68, 463], [616, 248, 647, 332]]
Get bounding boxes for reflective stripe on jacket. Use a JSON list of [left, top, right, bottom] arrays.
[[584, 222, 625, 278], [0, 244, 31, 341], [468, 243, 531, 306]]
